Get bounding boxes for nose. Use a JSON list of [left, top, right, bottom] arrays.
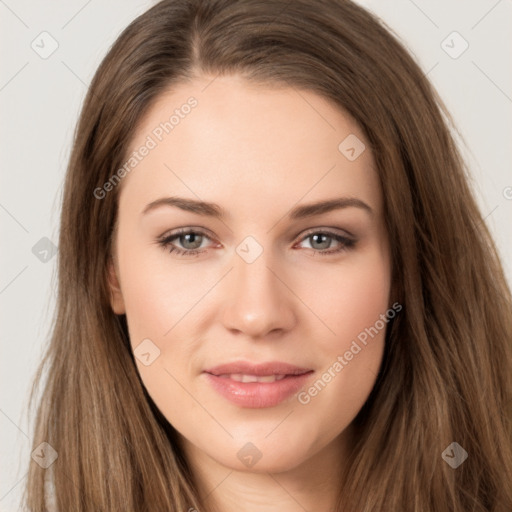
[[220, 247, 297, 338]]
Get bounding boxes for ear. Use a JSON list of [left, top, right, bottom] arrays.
[[107, 255, 126, 315]]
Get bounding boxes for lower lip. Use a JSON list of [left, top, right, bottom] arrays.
[[204, 372, 314, 408]]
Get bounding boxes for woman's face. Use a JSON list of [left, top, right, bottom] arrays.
[[108, 74, 392, 473]]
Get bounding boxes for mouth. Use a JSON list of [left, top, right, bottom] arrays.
[[203, 361, 314, 408], [204, 360, 313, 377], [214, 373, 289, 383]]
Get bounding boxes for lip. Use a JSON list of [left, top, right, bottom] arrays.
[[205, 361, 312, 377], [203, 361, 314, 408]]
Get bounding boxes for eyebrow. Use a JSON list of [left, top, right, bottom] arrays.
[[141, 196, 373, 220]]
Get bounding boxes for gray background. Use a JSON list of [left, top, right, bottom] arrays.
[[1, 1, 511, 510]]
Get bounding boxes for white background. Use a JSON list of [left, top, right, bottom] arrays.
[[1, 1, 511, 510]]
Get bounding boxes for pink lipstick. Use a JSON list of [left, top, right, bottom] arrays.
[[203, 361, 314, 408]]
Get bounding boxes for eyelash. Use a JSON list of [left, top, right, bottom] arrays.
[[156, 228, 356, 257]]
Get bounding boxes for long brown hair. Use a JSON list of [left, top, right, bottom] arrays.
[[24, 0, 512, 510]]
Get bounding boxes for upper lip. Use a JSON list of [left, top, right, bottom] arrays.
[[204, 361, 313, 377]]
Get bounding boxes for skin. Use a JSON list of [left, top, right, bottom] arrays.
[[108, 74, 392, 512]]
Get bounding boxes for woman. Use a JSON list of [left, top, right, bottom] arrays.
[[25, 0, 512, 510]]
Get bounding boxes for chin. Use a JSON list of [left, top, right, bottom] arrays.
[[214, 440, 313, 474], [234, 455, 305, 474]]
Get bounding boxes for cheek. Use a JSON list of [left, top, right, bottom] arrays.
[[307, 245, 391, 352], [337, 263, 389, 342], [117, 246, 202, 427], [118, 242, 205, 343], [294, 246, 390, 411]]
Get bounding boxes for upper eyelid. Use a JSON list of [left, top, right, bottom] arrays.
[[295, 226, 355, 239]]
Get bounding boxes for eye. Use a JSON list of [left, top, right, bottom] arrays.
[[294, 229, 356, 256], [156, 228, 356, 257], [156, 228, 212, 257]]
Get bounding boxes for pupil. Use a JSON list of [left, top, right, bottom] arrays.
[[183, 233, 202, 249], [313, 234, 329, 249]]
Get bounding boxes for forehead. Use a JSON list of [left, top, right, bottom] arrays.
[[118, 74, 382, 219]]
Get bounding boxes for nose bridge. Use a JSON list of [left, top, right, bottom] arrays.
[[220, 237, 296, 337]]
